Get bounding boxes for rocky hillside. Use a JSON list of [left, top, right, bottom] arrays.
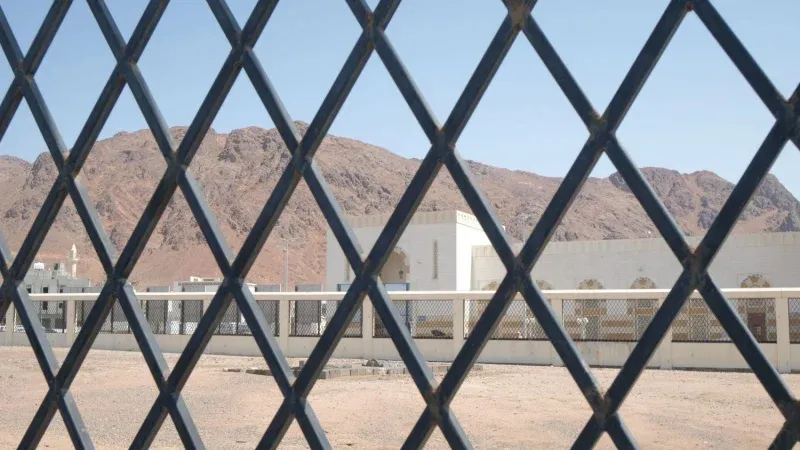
[[0, 123, 797, 287]]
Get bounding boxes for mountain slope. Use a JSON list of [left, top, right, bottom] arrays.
[[0, 124, 797, 287]]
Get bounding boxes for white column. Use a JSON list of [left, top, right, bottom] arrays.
[[201, 296, 213, 354], [550, 298, 563, 366], [279, 295, 290, 353], [776, 293, 790, 374], [2, 303, 13, 346], [657, 296, 673, 370], [452, 296, 465, 360], [65, 297, 76, 347], [361, 297, 373, 360]]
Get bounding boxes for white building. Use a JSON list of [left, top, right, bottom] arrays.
[[326, 210, 800, 291], [5, 244, 98, 333], [326, 210, 491, 291], [23, 244, 96, 294]]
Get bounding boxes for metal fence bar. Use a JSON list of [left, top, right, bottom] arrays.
[[408, 1, 689, 446], [13, 1, 197, 447], [0, 0, 797, 447], [133, 1, 300, 447], [570, 0, 800, 444], [0, 1, 97, 445]]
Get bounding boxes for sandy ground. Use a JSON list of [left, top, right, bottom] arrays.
[[0, 346, 795, 449]]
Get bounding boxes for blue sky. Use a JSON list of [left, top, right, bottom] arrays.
[[1, 0, 798, 197]]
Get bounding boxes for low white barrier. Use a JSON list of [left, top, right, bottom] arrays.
[[2, 288, 799, 373]]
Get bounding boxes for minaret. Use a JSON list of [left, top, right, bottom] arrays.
[[67, 243, 78, 279]]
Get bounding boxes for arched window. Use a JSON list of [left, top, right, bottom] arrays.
[[630, 277, 656, 289], [578, 279, 604, 290], [740, 274, 772, 288], [481, 280, 499, 291], [380, 248, 410, 284]]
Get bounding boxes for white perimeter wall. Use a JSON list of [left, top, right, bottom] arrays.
[[472, 232, 800, 289], [5, 290, 800, 374]]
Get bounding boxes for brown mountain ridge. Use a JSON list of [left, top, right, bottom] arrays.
[[1, 123, 798, 287]]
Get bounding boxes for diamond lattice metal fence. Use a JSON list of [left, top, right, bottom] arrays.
[[0, 0, 798, 448]]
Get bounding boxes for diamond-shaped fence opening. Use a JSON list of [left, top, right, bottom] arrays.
[[614, 11, 778, 205], [135, 0, 232, 128], [0, 106, 58, 259], [533, 0, 666, 113], [1, 0, 799, 448], [34, 1, 120, 151], [186, 75, 292, 258], [381, 0, 508, 121], [77, 92, 168, 258], [303, 53, 436, 233], [455, 37, 593, 242], [254, 0, 363, 121]]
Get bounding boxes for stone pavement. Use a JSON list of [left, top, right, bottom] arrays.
[[224, 359, 484, 380]]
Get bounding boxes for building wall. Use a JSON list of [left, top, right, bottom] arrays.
[[294, 284, 322, 292], [325, 211, 467, 290], [173, 281, 257, 293], [256, 284, 282, 292], [146, 286, 171, 293], [22, 269, 94, 294], [456, 217, 491, 291], [472, 232, 800, 289]]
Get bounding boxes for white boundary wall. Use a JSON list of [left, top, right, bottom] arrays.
[[3, 289, 800, 373]]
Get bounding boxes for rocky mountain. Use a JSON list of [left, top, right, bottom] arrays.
[[0, 123, 797, 287]]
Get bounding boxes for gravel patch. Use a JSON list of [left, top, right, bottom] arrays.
[[0, 347, 794, 448]]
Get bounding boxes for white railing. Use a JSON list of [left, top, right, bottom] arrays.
[[2, 288, 800, 372]]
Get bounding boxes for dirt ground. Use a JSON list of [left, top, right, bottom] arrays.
[[0, 346, 795, 449]]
